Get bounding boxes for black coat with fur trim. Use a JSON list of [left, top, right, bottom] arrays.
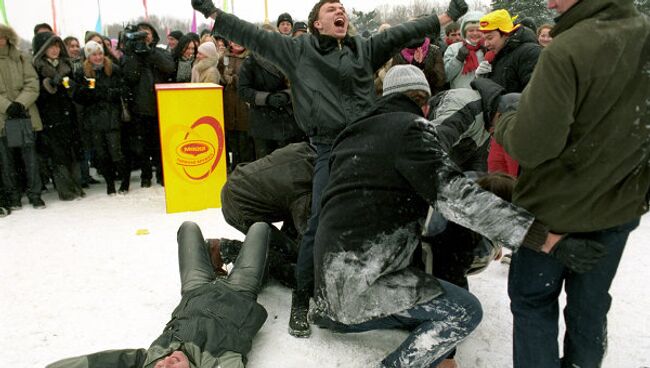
[[73, 59, 124, 131], [488, 27, 542, 93]]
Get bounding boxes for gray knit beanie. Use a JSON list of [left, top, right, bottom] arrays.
[[382, 65, 431, 97]]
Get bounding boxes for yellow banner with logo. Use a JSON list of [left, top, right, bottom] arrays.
[[155, 83, 227, 213]]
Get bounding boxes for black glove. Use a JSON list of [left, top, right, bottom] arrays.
[[550, 237, 607, 273], [497, 93, 522, 114], [266, 92, 290, 108], [192, 0, 218, 18], [51, 73, 63, 86], [6, 101, 27, 119], [446, 0, 468, 22], [456, 45, 470, 62]]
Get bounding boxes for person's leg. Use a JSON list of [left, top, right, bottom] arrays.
[[223, 222, 271, 300], [0, 138, 20, 206], [508, 247, 565, 368], [177, 221, 216, 295], [561, 219, 639, 368]]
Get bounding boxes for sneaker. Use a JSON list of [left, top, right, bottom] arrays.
[[29, 197, 46, 209], [289, 291, 311, 338], [141, 179, 152, 188]]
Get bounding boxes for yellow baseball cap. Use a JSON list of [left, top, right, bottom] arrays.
[[479, 9, 521, 34]]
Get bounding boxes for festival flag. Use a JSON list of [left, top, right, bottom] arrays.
[[222, 0, 228, 12], [143, 0, 149, 20], [51, 0, 58, 34], [0, 0, 9, 25], [95, 0, 103, 34], [191, 10, 197, 33]]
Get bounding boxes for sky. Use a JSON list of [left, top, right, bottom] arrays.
[[4, 0, 458, 43]]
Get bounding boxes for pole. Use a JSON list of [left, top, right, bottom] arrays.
[[264, 0, 269, 25]]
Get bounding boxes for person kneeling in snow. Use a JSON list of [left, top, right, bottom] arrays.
[[46, 222, 271, 368], [311, 65, 601, 368]]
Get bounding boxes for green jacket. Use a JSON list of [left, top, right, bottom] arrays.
[[495, 0, 650, 233]]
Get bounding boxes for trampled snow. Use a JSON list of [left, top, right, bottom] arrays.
[[1, 182, 648, 367]]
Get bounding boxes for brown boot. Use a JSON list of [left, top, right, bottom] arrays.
[[206, 239, 228, 276]]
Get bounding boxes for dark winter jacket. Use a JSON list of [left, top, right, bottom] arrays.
[[392, 41, 447, 96], [488, 26, 541, 93], [211, 9, 443, 144], [221, 142, 315, 234], [221, 50, 250, 132], [495, 0, 650, 233], [73, 58, 123, 132], [122, 22, 175, 117], [313, 93, 547, 325], [238, 54, 303, 141]]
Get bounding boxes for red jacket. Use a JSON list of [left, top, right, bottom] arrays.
[[487, 138, 519, 177]]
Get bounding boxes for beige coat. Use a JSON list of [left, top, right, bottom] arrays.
[[191, 55, 221, 84], [0, 24, 43, 136]]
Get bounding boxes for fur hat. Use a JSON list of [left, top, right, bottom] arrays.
[[198, 41, 218, 59], [277, 12, 294, 27], [0, 24, 19, 48], [383, 65, 431, 97], [84, 40, 104, 58]]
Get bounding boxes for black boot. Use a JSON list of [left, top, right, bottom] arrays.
[[106, 180, 116, 195], [29, 196, 46, 209], [117, 160, 130, 194], [289, 290, 311, 338]]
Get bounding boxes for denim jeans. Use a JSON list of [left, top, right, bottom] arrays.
[[508, 219, 640, 368], [316, 279, 483, 368], [295, 143, 331, 293]]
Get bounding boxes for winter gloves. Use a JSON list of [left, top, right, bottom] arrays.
[[5, 102, 28, 119], [192, 0, 218, 18], [266, 92, 291, 108], [475, 60, 492, 77], [456, 45, 470, 62], [446, 0, 469, 22], [497, 93, 521, 114], [550, 236, 607, 273]]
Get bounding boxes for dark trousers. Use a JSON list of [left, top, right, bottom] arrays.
[[509, 219, 639, 368], [0, 137, 42, 201], [177, 221, 270, 300], [225, 130, 255, 172], [317, 279, 482, 367], [126, 114, 161, 183], [295, 143, 331, 293]]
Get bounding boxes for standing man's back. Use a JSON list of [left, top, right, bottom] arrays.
[[495, 1, 650, 367]]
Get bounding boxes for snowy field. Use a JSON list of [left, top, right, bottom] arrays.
[[2, 179, 649, 367]]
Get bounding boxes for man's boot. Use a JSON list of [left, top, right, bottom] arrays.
[[289, 289, 311, 338]]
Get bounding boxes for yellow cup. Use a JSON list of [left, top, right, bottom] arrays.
[[88, 78, 96, 89], [62, 76, 70, 89]]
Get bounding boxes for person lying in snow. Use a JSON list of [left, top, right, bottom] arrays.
[[46, 222, 271, 368], [310, 65, 603, 368]]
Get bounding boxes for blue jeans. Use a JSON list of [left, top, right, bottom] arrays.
[[295, 143, 331, 293], [508, 219, 639, 368], [316, 279, 483, 368]]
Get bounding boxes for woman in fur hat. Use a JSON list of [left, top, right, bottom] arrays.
[[191, 41, 221, 83], [72, 41, 128, 195], [32, 31, 85, 201]]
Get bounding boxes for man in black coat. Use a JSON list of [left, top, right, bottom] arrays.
[[46, 222, 271, 368], [192, 0, 469, 338], [122, 22, 175, 189]]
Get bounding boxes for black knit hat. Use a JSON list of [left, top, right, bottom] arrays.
[[292, 22, 308, 35], [169, 30, 184, 41], [277, 13, 293, 27]]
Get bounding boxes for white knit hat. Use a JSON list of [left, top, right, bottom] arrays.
[[382, 65, 431, 97], [84, 40, 104, 58], [198, 41, 218, 59]]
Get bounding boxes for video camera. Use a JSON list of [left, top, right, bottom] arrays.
[[123, 25, 151, 55]]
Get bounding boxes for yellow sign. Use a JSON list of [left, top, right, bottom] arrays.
[[155, 83, 227, 213]]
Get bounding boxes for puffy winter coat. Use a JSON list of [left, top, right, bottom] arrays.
[[122, 22, 175, 117], [73, 58, 123, 132], [212, 9, 443, 144], [238, 54, 303, 141], [495, 0, 650, 233], [313, 93, 547, 325], [191, 55, 220, 83], [0, 24, 43, 136], [488, 26, 541, 93]]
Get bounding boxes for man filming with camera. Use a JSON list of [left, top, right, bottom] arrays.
[[121, 23, 175, 190]]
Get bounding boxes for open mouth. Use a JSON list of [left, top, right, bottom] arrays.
[[334, 18, 346, 28]]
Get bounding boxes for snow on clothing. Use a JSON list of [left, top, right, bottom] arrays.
[[487, 138, 519, 177], [391, 38, 447, 96], [72, 58, 127, 190], [443, 42, 485, 89], [210, 9, 445, 145], [191, 54, 220, 83], [238, 53, 304, 153], [312, 93, 548, 326], [495, 0, 650, 234], [32, 32, 85, 200], [486, 26, 541, 93], [46, 222, 270, 368]]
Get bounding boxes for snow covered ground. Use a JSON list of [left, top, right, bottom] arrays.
[[2, 180, 649, 367]]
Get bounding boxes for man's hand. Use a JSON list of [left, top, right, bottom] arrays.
[[497, 93, 522, 114], [550, 236, 607, 273], [192, 0, 218, 19], [5, 101, 27, 119], [456, 45, 469, 62], [266, 92, 291, 108], [475, 60, 492, 77], [446, 0, 468, 22]]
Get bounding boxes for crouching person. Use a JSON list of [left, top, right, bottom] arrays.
[[311, 65, 567, 367], [46, 221, 271, 368]]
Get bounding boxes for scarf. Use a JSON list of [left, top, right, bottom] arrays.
[[400, 37, 430, 64], [462, 39, 483, 75]]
